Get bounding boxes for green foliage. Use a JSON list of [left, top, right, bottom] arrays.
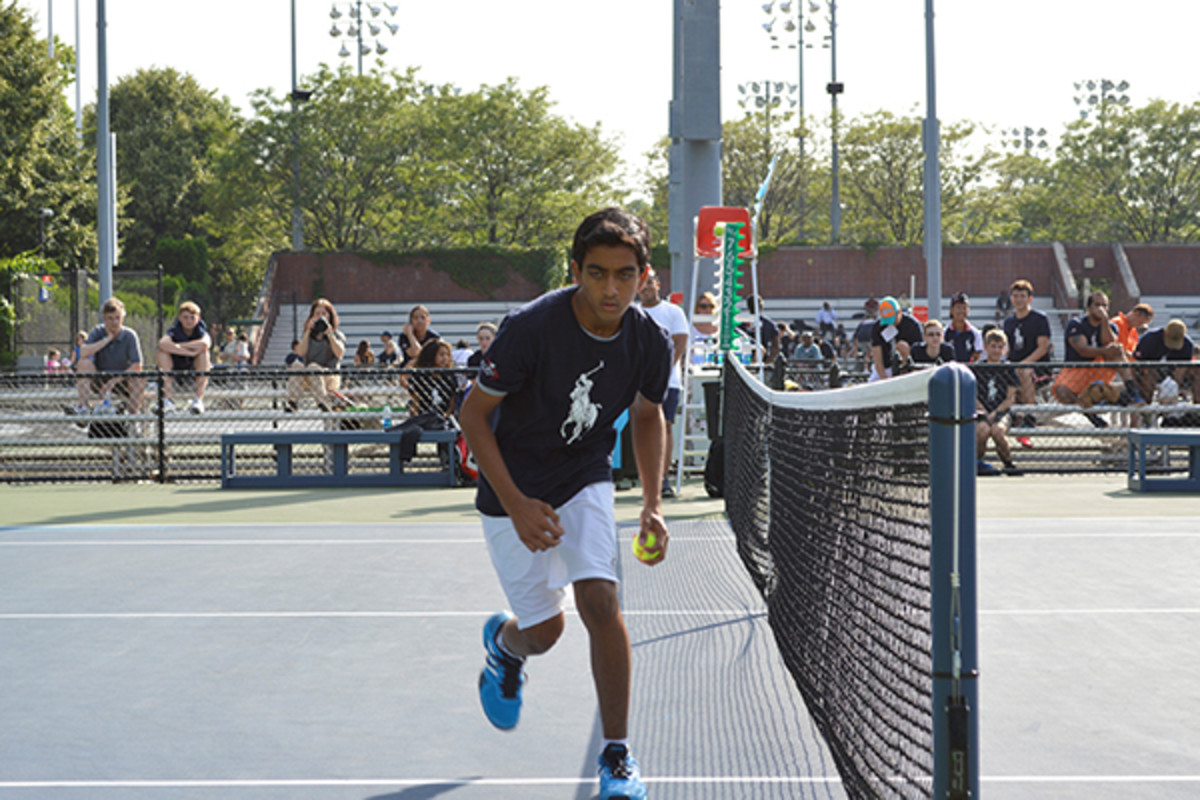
[[84, 67, 239, 271], [0, 3, 97, 270], [357, 247, 563, 296], [153, 236, 210, 300], [0, 252, 42, 366]]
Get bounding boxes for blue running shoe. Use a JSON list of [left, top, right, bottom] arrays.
[[977, 459, 1000, 477], [479, 611, 524, 730], [598, 743, 647, 800]]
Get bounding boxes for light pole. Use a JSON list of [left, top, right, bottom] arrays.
[[761, 0, 818, 241], [329, 2, 399, 76], [1073, 79, 1130, 123], [291, 0, 313, 251], [738, 80, 797, 242], [825, 1, 843, 243]]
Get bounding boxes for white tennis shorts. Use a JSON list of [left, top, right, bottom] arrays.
[[481, 482, 619, 629]]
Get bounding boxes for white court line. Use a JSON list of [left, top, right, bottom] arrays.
[[0, 609, 767, 621], [0, 536, 735, 547], [3, 608, 1197, 621], [4, 775, 1200, 789]]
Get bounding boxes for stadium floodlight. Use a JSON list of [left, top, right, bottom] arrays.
[[330, 0, 397, 75], [762, 2, 774, 13]]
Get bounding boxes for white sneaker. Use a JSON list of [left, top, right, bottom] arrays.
[[160, 397, 177, 414], [189, 397, 205, 414]]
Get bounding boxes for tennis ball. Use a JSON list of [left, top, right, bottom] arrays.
[[632, 532, 658, 562], [713, 222, 725, 237]]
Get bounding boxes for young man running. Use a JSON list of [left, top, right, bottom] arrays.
[[459, 207, 671, 800]]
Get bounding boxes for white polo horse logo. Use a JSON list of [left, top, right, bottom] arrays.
[[560, 361, 604, 445]]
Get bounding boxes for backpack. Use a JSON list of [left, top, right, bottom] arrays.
[[704, 438, 725, 498]]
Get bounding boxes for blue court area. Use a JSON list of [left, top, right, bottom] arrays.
[[2, 487, 1199, 798]]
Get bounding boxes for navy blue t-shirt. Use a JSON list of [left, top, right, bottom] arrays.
[[1003, 310, 1052, 362], [1063, 315, 1117, 362], [972, 363, 1018, 413], [474, 287, 671, 517], [166, 318, 208, 370], [911, 342, 955, 365], [1134, 328, 1195, 362]]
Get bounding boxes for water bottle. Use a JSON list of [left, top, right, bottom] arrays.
[[382, 404, 392, 430], [97, 396, 114, 415]]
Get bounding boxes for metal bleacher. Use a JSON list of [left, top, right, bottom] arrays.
[[261, 300, 524, 366]]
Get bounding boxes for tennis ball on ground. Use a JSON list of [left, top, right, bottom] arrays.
[[632, 532, 658, 562]]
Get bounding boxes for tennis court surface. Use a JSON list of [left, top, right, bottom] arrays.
[[1, 476, 1199, 799]]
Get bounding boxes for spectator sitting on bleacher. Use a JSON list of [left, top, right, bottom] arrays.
[[68, 296, 145, 415], [399, 304, 440, 369], [286, 298, 346, 412], [738, 295, 780, 363], [354, 339, 375, 367], [869, 296, 923, 381], [1052, 291, 1125, 416], [72, 330, 85, 368], [1002, 279, 1053, 429], [911, 319, 954, 366], [284, 339, 303, 367], [467, 322, 497, 369], [234, 333, 251, 367], [155, 301, 212, 414], [408, 339, 458, 419], [973, 328, 1020, 476], [792, 330, 822, 362], [815, 301, 838, 341], [1113, 302, 1154, 358], [378, 331, 399, 368], [44, 348, 67, 374], [216, 326, 238, 366], [944, 292, 983, 363], [1133, 319, 1198, 404], [452, 339, 473, 367]]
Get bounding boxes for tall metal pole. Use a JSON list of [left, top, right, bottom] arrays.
[[923, 0, 943, 321], [96, 0, 114, 308], [356, 0, 364, 77], [74, 0, 81, 138], [290, 0, 304, 251], [828, 1, 842, 243], [47, 0, 53, 57], [796, 6, 806, 242]]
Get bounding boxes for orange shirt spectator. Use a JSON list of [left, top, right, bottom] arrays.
[[1113, 303, 1154, 356]]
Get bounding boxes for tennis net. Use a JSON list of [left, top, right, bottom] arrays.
[[722, 358, 977, 800]]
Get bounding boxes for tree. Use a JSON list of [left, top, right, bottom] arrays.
[[87, 67, 239, 271], [1055, 100, 1200, 242], [414, 78, 623, 247], [0, 2, 96, 269]]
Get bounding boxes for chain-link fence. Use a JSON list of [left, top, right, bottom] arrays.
[[3, 359, 1197, 483], [761, 358, 1199, 476], [0, 366, 474, 483]]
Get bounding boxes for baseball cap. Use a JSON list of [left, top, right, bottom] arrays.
[[950, 292, 970, 306], [1164, 319, 1187, 350], [381, 330, 393, 339], [877, 296, 901, 326]]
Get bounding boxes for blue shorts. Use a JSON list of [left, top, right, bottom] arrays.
[[661, 387, 681, 423]]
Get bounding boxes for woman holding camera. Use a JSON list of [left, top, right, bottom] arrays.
[[287, 297, 347, 411]]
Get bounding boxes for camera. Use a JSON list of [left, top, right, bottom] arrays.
[[311, 316, 329, 335]]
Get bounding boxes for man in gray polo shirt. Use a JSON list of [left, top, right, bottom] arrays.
[[69, 297, 145, 414]]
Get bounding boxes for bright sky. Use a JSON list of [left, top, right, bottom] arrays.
[[21, 0, 1200, 197]]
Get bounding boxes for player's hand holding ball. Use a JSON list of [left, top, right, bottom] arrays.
[[633, 509, 668, 565]]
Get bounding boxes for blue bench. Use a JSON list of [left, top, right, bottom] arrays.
[[220, 428, 458, 489], [1127, 429, 1200, 492]]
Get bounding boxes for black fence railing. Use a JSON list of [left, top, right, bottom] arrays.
[[2, 360, 1197, 483], [0, 366, 474, 484]]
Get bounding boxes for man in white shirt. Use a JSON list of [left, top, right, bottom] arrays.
[[638, 269, 690, 498]]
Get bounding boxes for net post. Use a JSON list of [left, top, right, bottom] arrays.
[[928, 363, 980, 799]]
